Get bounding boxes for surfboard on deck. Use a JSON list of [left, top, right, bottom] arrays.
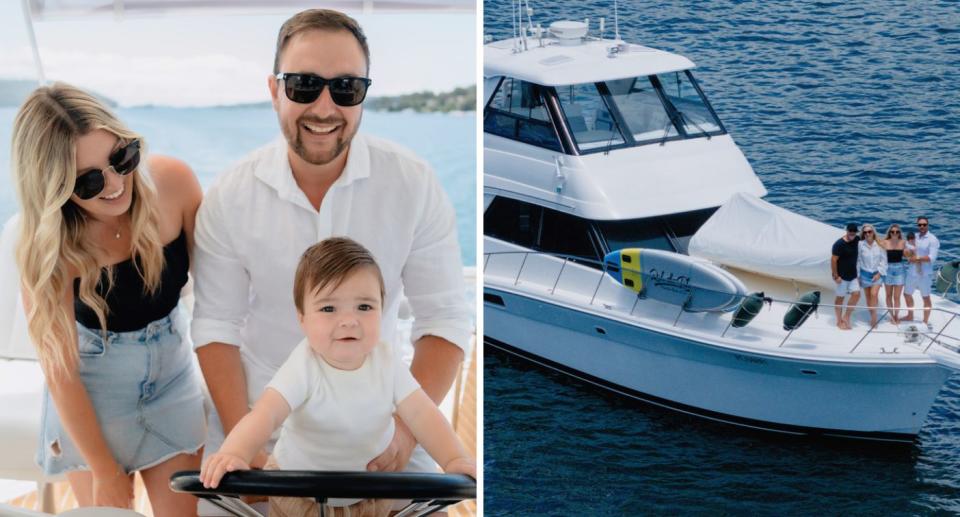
[[603, 248, 747, 312]]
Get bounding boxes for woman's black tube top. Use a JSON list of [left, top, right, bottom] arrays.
[[74, 230, 188, 332], [887, 249, 904, 263]]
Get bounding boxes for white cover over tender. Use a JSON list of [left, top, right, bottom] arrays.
[[688, 192, 842, 289]]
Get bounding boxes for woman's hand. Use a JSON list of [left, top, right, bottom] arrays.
[[92, 467, 133, 508], [443, 457, 477, 479], [200, 452, 250, 489], [873, 273, 881, 282]]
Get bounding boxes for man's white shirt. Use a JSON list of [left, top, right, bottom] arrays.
[[191, 132, 472, 411], [915, 232, 940, 275]]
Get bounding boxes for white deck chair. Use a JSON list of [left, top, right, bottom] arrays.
[[0, 215, 62, 513]]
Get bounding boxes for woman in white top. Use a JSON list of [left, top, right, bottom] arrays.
[[858, 224, 887, 327]]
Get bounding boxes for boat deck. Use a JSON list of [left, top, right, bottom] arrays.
[[484, 250, 960, 365]]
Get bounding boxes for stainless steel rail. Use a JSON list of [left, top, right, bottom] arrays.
[[483, 250, 960, 358]]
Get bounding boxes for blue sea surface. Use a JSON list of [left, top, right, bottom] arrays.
[[484, 0, 960, 514], [0, 107, 476, 265]]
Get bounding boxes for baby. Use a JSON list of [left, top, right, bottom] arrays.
[[906, 232, 922, 276], [200, 237, 475, 516]]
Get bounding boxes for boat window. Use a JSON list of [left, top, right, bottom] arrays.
[[660, 207, 718, 253], [606, 76, 678, 144], [484, 78, 563, 152], [555, 70, 727, 154], [485, 197, 603, 269], [539, 208, 602, 267], [484, 196, 543, 249], [596, 207, 717, 254], [597, 218, 674, 253], [656, 72, 723, 138], [554, 83, 626, 151]]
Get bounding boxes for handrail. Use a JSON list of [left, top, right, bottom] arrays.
[[483, 249, 960, 357], [170, 470, 475, 517]]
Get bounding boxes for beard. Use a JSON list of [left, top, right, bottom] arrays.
[[284, 113, 361, 166]]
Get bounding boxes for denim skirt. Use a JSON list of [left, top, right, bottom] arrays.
[[36, 311, 205, 475], [883, 262, 906, 286], [859, 268, 882, 288]]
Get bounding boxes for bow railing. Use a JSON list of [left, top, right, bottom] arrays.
[[483, 250, 960, 359]]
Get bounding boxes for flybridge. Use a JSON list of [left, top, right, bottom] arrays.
[[484, 26, 696, 87]]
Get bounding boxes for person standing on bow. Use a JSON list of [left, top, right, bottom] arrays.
[[880, 224, 907, 325], [857, 223, 887, 328], [189, 9, 473, 511], [11, 84, 205, 515], [904, 216, 940, 329], [832, 223, 862, 330]]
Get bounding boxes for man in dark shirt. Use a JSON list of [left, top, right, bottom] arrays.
[[831, 223, 861, 329]]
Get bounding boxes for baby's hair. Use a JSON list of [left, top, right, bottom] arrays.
[[906, 231, 916, 240], [293, 237, 385, 314]]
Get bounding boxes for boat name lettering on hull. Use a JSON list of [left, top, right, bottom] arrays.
[[734, 354, 768, 365]]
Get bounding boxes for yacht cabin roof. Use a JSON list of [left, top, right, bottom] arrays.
[[484, 36, 696, 86]]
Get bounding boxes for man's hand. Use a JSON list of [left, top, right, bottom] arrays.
[[833, 274, 841, 285], [92, 467, 133, 508], [200, 452, 250, 489], [367, 416, 417, 472], [443, 457, 477, 479]]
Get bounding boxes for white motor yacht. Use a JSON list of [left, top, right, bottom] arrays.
[[482, 19, 960, 443]]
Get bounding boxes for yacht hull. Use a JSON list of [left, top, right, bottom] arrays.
[[484, 287, 953, 443]]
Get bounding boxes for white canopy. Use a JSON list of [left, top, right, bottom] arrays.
[[688, 192, 844, 289]]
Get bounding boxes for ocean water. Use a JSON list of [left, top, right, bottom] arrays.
[[484, 0, 960, 514], [0, 106, 476, 264]]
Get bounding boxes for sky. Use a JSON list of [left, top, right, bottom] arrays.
[[0, 3, 476, 107]]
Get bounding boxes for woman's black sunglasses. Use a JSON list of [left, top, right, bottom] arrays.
[[73, 140, 141, 200], [276, 73, 372, 106]]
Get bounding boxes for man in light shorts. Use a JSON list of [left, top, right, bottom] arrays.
[[905, 216, 940, 329], [832, 223, 862, 330]]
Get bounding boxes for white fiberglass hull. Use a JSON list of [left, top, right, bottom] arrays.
[[484, 287, 953, 443]]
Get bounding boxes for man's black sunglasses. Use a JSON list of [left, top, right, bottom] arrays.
[[276, 73, 372, 106], [73, 140, 141, 200]]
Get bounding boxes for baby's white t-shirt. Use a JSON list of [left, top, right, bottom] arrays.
[[267, 339, 421, 471]]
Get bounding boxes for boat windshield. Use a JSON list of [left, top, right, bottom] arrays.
[[554, 70, 725, 154], [596, 207, 718, 254]]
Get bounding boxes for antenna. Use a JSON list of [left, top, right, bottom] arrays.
[[523, 0, 533, 50], [614, 0, 620, 41], [511, 0, 516, 49]]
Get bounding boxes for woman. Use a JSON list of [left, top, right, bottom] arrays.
[[857, 223, 887, 328], [880, 224, 907, 324], [12, 83, 204, 516]]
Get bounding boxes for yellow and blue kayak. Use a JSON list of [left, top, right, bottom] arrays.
[[603, 248, 747, 312]]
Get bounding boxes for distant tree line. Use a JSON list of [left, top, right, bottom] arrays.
[[365, 86, 475, 113]]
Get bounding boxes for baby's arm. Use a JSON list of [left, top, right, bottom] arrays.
[[200, 388, 291, 488], [397, 389, 476, 478]]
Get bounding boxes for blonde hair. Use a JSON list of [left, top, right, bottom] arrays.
[[860, 223, 877, 242], [293, 237, 385, 315], [884, 224, 902, 241], [12, 83, 165, 377]]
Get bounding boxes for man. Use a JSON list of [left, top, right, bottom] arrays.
[[904, 216, 940, 328], [190, 8, 472, 503], [831, 223, 861, 330]]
